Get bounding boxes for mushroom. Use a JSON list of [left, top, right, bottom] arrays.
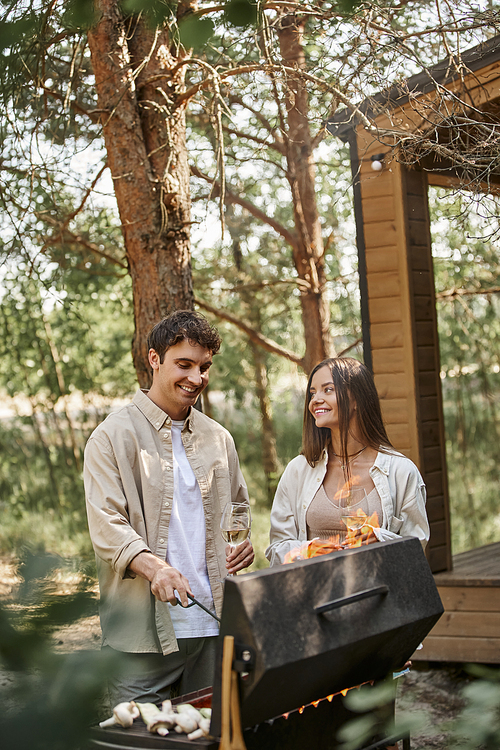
[[187, 717, 211, 740], [174, 712, 199, 734], [99, 701, 140, 728], [161, 699, 173, 714], [176, 703, 203, 723], [136, 702, 178, 736], [147, 712, 177, 736]]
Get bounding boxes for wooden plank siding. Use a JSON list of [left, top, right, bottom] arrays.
[[404, 167, 451, 573], [354, 134, 452, 573], [330, 38, 500, 661], [414, 543, 500, 663]]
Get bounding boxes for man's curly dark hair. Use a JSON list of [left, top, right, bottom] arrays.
[[147, 310, 222, 363]]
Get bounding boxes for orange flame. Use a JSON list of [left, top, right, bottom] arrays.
[[333, 474, 362, 501], [280, 683, 369, 721], [284, 507, 380, 564], [344, 509, 380, 548]]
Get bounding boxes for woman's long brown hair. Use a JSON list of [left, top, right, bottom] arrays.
[[301, 357, 393, 483]]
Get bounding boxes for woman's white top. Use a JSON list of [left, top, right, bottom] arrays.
[[265, 449, 429, 566]]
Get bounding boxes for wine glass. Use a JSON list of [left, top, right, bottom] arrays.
[[220, 502, 251, 549], [338, 487, 369, 532]]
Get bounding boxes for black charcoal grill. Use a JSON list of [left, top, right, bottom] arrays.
[[89, 537, 443, 750]]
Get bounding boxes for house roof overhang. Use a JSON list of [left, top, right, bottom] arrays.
[[327, 33, 500, 141]]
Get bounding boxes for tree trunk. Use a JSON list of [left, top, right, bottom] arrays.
[[43, 316, 82, 472], [87, 1, 194, 386], [249, 341, 280, 505], [277, 14, 333, 373]]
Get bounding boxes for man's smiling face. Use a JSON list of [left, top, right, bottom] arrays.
[[147, 339, 213, 419]]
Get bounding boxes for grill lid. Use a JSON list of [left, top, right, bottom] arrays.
[[210, 537, 443, 733]]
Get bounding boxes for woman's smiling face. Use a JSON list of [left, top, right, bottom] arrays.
[[308, 365, 339, 429]]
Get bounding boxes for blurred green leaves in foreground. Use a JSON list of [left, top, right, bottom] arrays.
[[2, 551, 500, 749], [446, 665, 500, 749], [339, 667, 500, 750], [0, 550, 119, 750]]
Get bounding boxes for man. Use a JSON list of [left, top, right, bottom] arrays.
[[84, 310, 254, 705]]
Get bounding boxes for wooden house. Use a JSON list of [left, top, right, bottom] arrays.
[[327, 34, 500, 663]]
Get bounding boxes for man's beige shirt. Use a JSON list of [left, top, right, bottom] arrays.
[[84, 390, 249, 655]]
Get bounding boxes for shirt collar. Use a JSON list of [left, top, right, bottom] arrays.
[[133, 389, 171, 431], [372, 449, 398, 476], [133, 389, 195, 432]]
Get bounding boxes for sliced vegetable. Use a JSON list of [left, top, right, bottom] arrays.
[[136, 702, 161, 725]]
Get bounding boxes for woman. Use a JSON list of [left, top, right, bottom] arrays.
[[266, 357, 429, 566]]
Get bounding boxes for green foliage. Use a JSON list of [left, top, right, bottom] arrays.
[[447, 666, 500, 749], [430, 187, 500, 552], [223, 0, 257, 28], [61, 0, 100, 30], [178, 14, 214, 48], [339, 667, 500, 750], [121, 0, 175, 27], [246, 503, 271, 570], [0, 550, 121, 750], [0, 259, 135, 532], [0, 12, 38, 53], [119, 0, 257, 36], [337, 677, 407, 750]]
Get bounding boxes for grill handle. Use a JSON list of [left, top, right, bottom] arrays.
[[315, 584, 388, 614]]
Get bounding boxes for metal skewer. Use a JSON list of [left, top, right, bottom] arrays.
[[174, 592, 221, 622]]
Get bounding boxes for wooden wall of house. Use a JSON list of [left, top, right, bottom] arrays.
[[329, 44, 500, 658], [415, 542, 500, 664], [353, 131, 452, 573]]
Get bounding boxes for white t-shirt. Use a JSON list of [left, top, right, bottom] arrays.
[[166, 420, 218, 638]]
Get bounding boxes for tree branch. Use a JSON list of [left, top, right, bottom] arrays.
[[338, 337, 363, 356], [40, 85, 100, 123], [36, 214, 128, 269], [227, 93, 284, 144], [436, 286, 500, 299], [227, 278, 311, 293], [195, 298, 305, 370], [191, 165, 299, 250], [222, 124, 285, 155], [39, 163, 109, 257], [179, 63, 375, 132]]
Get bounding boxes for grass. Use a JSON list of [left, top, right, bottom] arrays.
[[0, 507, 93, 561], [248, 504, 272, 571], [0, 503, 273, 575]]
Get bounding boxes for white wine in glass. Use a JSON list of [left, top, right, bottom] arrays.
[[220, 502, 251, 549], [339, 487, 369, 531]]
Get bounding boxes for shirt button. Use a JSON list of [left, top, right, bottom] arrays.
[[301, 529, 305, 534], [303, 503, 307, 509], [159, 538, 165, 544], [166, 465, 172, 471], [164, 501, 170, 507], [316, 478, 320, 482]]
